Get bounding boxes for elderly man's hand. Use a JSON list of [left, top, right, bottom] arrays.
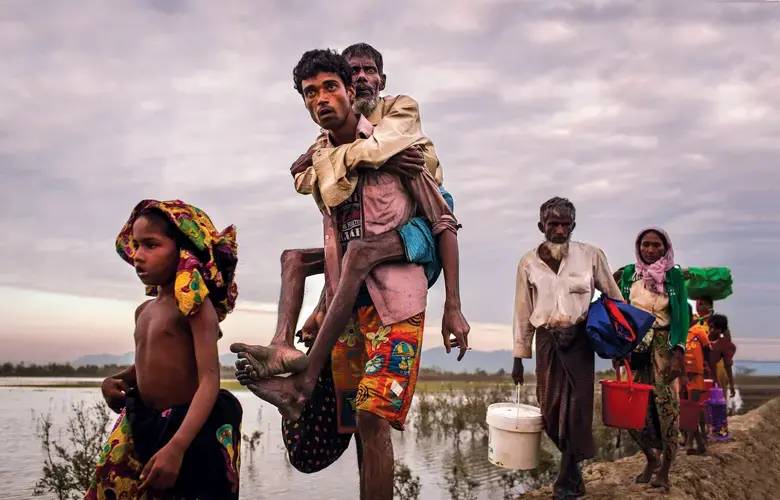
[[383, 147, 425, 179], [512, 358, 525, 385], [290, 150, 315, 177]]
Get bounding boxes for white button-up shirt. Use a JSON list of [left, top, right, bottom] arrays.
[[513, 241, 623, 358]]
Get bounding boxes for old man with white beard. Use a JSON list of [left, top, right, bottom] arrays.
[[511, 197, 623, 500]]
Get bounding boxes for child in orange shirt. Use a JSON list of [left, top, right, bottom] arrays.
[[682, 323, 717, 454]]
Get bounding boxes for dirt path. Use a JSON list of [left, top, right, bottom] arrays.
[[521, 397, 780, 500]]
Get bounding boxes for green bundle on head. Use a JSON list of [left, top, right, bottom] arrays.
[[684, 267, 733, 301]]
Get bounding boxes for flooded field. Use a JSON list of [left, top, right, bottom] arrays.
[[1, 375, 776, 500]]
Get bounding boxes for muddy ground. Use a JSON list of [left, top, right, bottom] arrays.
[[521, 396, 780, 500]]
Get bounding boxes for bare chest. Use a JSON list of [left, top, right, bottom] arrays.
[[134, 300, 191, 351]]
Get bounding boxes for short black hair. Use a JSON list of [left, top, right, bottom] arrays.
[[138, 208, 176, 239], [293, 49, 354, 96], [342, 43, 384, 74], [709, 313, 729, 332]]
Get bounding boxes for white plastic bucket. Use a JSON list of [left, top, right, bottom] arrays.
[[486, 402, 544, 470]]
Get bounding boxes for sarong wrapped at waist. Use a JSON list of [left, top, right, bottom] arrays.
[[85, 388, 243, 500], [535, 323, 595, 462]]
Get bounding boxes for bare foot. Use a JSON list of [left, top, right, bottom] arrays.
[[651, 458, 672, 490], [634, 454, 660, 484], [230, 342, 308, 378], [244, 368, 317, 421]]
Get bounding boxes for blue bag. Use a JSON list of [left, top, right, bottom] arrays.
[[586, 296, 656, 359]]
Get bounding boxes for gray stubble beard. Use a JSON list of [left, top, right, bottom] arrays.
[[354, 96, 379, 117]]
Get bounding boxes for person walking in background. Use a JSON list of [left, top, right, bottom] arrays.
[[708, 314, 737, 405], [681, 320, 717, 455], [692, 297, 715, 327], [512, 197, 623, 500], [617, 227, 688, 490], [690, 297, 737, 408]]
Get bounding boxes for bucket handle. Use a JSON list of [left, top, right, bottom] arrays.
[[615, 359, 634, 391]]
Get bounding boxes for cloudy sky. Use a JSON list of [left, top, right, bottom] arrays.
[[1, 0, 778, 363]]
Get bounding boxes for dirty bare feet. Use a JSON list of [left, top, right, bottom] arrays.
[[230, 341, 308, 379], [650, 457, 672, 490], [243, 357, 317, 421], [634, 452, 660, 484]]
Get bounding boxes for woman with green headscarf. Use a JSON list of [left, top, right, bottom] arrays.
[[617, 227, 688, 491]]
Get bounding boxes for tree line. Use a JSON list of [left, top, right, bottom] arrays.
[[0, 362, 238, 378], [0, 362, 129, 377]]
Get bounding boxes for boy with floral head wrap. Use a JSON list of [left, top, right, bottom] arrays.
[[85, 200, 242, 500]]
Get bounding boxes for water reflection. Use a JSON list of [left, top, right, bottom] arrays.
[[401, 383, 639, 499], [4, 383, 642, 500]]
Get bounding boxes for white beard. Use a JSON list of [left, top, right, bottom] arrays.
[[543, 240, 570, 261], [354, 96, 378, 117]]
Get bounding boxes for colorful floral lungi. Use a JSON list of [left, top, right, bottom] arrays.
[[85, 389, 242, 500], [331, 305, 425, 433], [628, 329, 680, 462], [84, 410, 147, 499]]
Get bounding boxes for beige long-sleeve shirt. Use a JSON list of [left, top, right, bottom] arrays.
[[512, 241, 623, 358], [294, 95, 443, 211], [629, 280, 671, 329], [320, 114, 457, 325]]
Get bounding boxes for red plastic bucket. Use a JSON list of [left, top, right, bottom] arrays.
[[680, 398, 703, 432], [599, 360, 653, 430]]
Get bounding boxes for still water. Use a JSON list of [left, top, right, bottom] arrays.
[[0, 382, 530, 500]]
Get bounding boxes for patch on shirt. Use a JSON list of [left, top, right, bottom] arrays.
[[390, 379, 405, 397], [388, 340, 416, 377], [336, 188, 362, 251]]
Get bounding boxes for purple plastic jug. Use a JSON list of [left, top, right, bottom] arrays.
[[708, 383, 729, 441]]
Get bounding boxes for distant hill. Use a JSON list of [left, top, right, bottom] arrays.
[[73, 352, 134, 366], [421, 348, 515, 373], [70, 350, 587, 373], [420, 348, 614, 373], [70, 351, 779, 376]]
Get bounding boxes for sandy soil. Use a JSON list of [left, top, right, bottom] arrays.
[[521, 397, 780, 500]]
